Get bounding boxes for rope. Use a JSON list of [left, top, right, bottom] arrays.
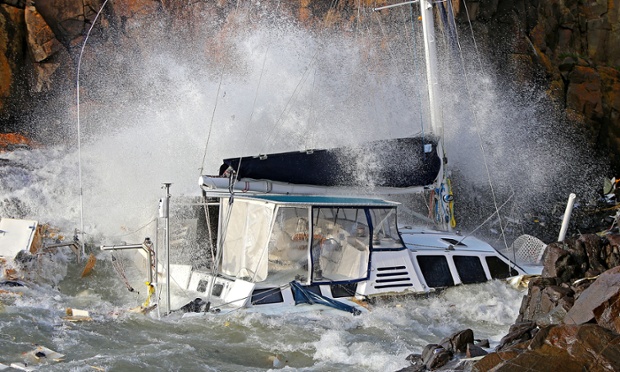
[[246, 45, 270, 135], [447, 1, 509, 249], [455, 191, 514, 246], [199, 71, 224, 175], [262, 56, 318, 151], [76, 0, 111, 256], [111, 254, 135, 293], [106, 218, 157, 240]]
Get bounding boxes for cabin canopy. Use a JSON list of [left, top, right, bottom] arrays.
[[218, 195, 406, 284]]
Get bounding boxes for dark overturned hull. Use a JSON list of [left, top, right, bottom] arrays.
[[219, 137, 442, 188]]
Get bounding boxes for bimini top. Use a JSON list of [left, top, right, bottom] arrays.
[[235, 194, 399, 207], [219, 136, 441, 189]]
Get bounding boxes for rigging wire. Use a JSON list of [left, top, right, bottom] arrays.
[[407, 3, 426, 139], [199, 71, 224, 175], [106, 218, 157, 240], [262, 55, 319, 150], [76, 0, 111, 255], [448, 1, 510, 250]]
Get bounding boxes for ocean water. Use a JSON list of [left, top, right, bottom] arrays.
[[0, 244, 524, 371]]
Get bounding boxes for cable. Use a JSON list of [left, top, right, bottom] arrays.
[[76, 0, 111, 256]]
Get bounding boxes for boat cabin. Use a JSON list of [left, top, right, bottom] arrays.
[[216, 194, 401, 286], [172, 193, 526, 314]]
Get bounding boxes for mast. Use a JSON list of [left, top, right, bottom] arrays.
[[419, 0, 442, 136], [419, 0, 451, 231]]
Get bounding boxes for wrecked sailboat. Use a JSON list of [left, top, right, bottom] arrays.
[[100, 0, 544, 315]]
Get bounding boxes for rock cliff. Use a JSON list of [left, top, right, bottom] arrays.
[[0, 0, 618, 169]]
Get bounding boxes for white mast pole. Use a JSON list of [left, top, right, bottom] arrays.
[[161, 183, 172, 314], [419, 0, 441, 136], [419, 0, 450, 231]]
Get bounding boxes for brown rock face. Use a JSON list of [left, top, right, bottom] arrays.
[[474, 324, 620, 372], [0, 5, 26, 123], [564, 266, 620, 326], [518, 234, 620, 326]]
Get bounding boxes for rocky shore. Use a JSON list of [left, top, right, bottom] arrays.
[[399, 232, 620, 371]]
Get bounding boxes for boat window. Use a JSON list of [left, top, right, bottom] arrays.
[[267, 206, 310, 283], [197, 279, 208, 293], [330, 283, 358, 298], [251, 288, 284, 305], [310, 207, 371, 282], [212, 283, 224, 297], [453, 256, 487, 284], [220, 199, 276, 282], [368, 208, 404, 249], [441, 238, 467, 247], [485, 256, 519, 279], [416, 255, 455, 288]]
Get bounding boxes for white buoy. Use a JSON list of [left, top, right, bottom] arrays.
[[558, 193, 577, 242]]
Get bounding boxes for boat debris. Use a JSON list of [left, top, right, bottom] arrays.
[[63, 308, 92, 322], [80, 253, 97, 277], [9, 345, 64, 371]]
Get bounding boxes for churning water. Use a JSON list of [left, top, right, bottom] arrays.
[[0, 3, 606, 370], [0, 246, 524, 371]]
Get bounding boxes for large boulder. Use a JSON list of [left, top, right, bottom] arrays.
[[519, 234, 620, 326], [473, 324, 620, 371], [564, 266, 620, 326]]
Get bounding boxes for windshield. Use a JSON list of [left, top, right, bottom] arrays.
[[310, 207, 372, 282]]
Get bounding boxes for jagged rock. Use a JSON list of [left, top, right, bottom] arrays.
[[466, 343, 488, 358], [516, 277, 563, 323], [24, 5, 61, 63], [438, 329, 473, 353], [473, 324, 620, 371], [566, 66, 604, 120], [534, 296, 573, 327], [474, 339, 489, 348], [593, 291, 620, 334], [541, 242, 582, 282], [579, 233, 608, 277], [421, 344, 452, 370], [400, 354, 424, 372], [518, 234, 620, 326], [564, 266, 620, 325], [603, 233, 620, 268], [496, 321, 537, 351]]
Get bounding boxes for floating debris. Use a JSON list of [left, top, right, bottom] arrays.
[[9, 345, 65, 370], [81, 253, 97, 278], [63, 308, 93, 322]]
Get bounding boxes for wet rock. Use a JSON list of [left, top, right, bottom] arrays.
[[399, 354, 424, 372], [421, 344, 452, 370], [593, 292, 620, 334], [466, 343, 488, 358], [473, 324, 620, 371], [516, 277, 565, 323], [438, 329, 473, 353], [579, 233, 608, 276], [534, 296, 573, 327], [496, 321, 538, 351], [518, 234, 620, 325], [564, 266, 620, 325], [474, 339, 489, 348], [541, 242, 581, 282]]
